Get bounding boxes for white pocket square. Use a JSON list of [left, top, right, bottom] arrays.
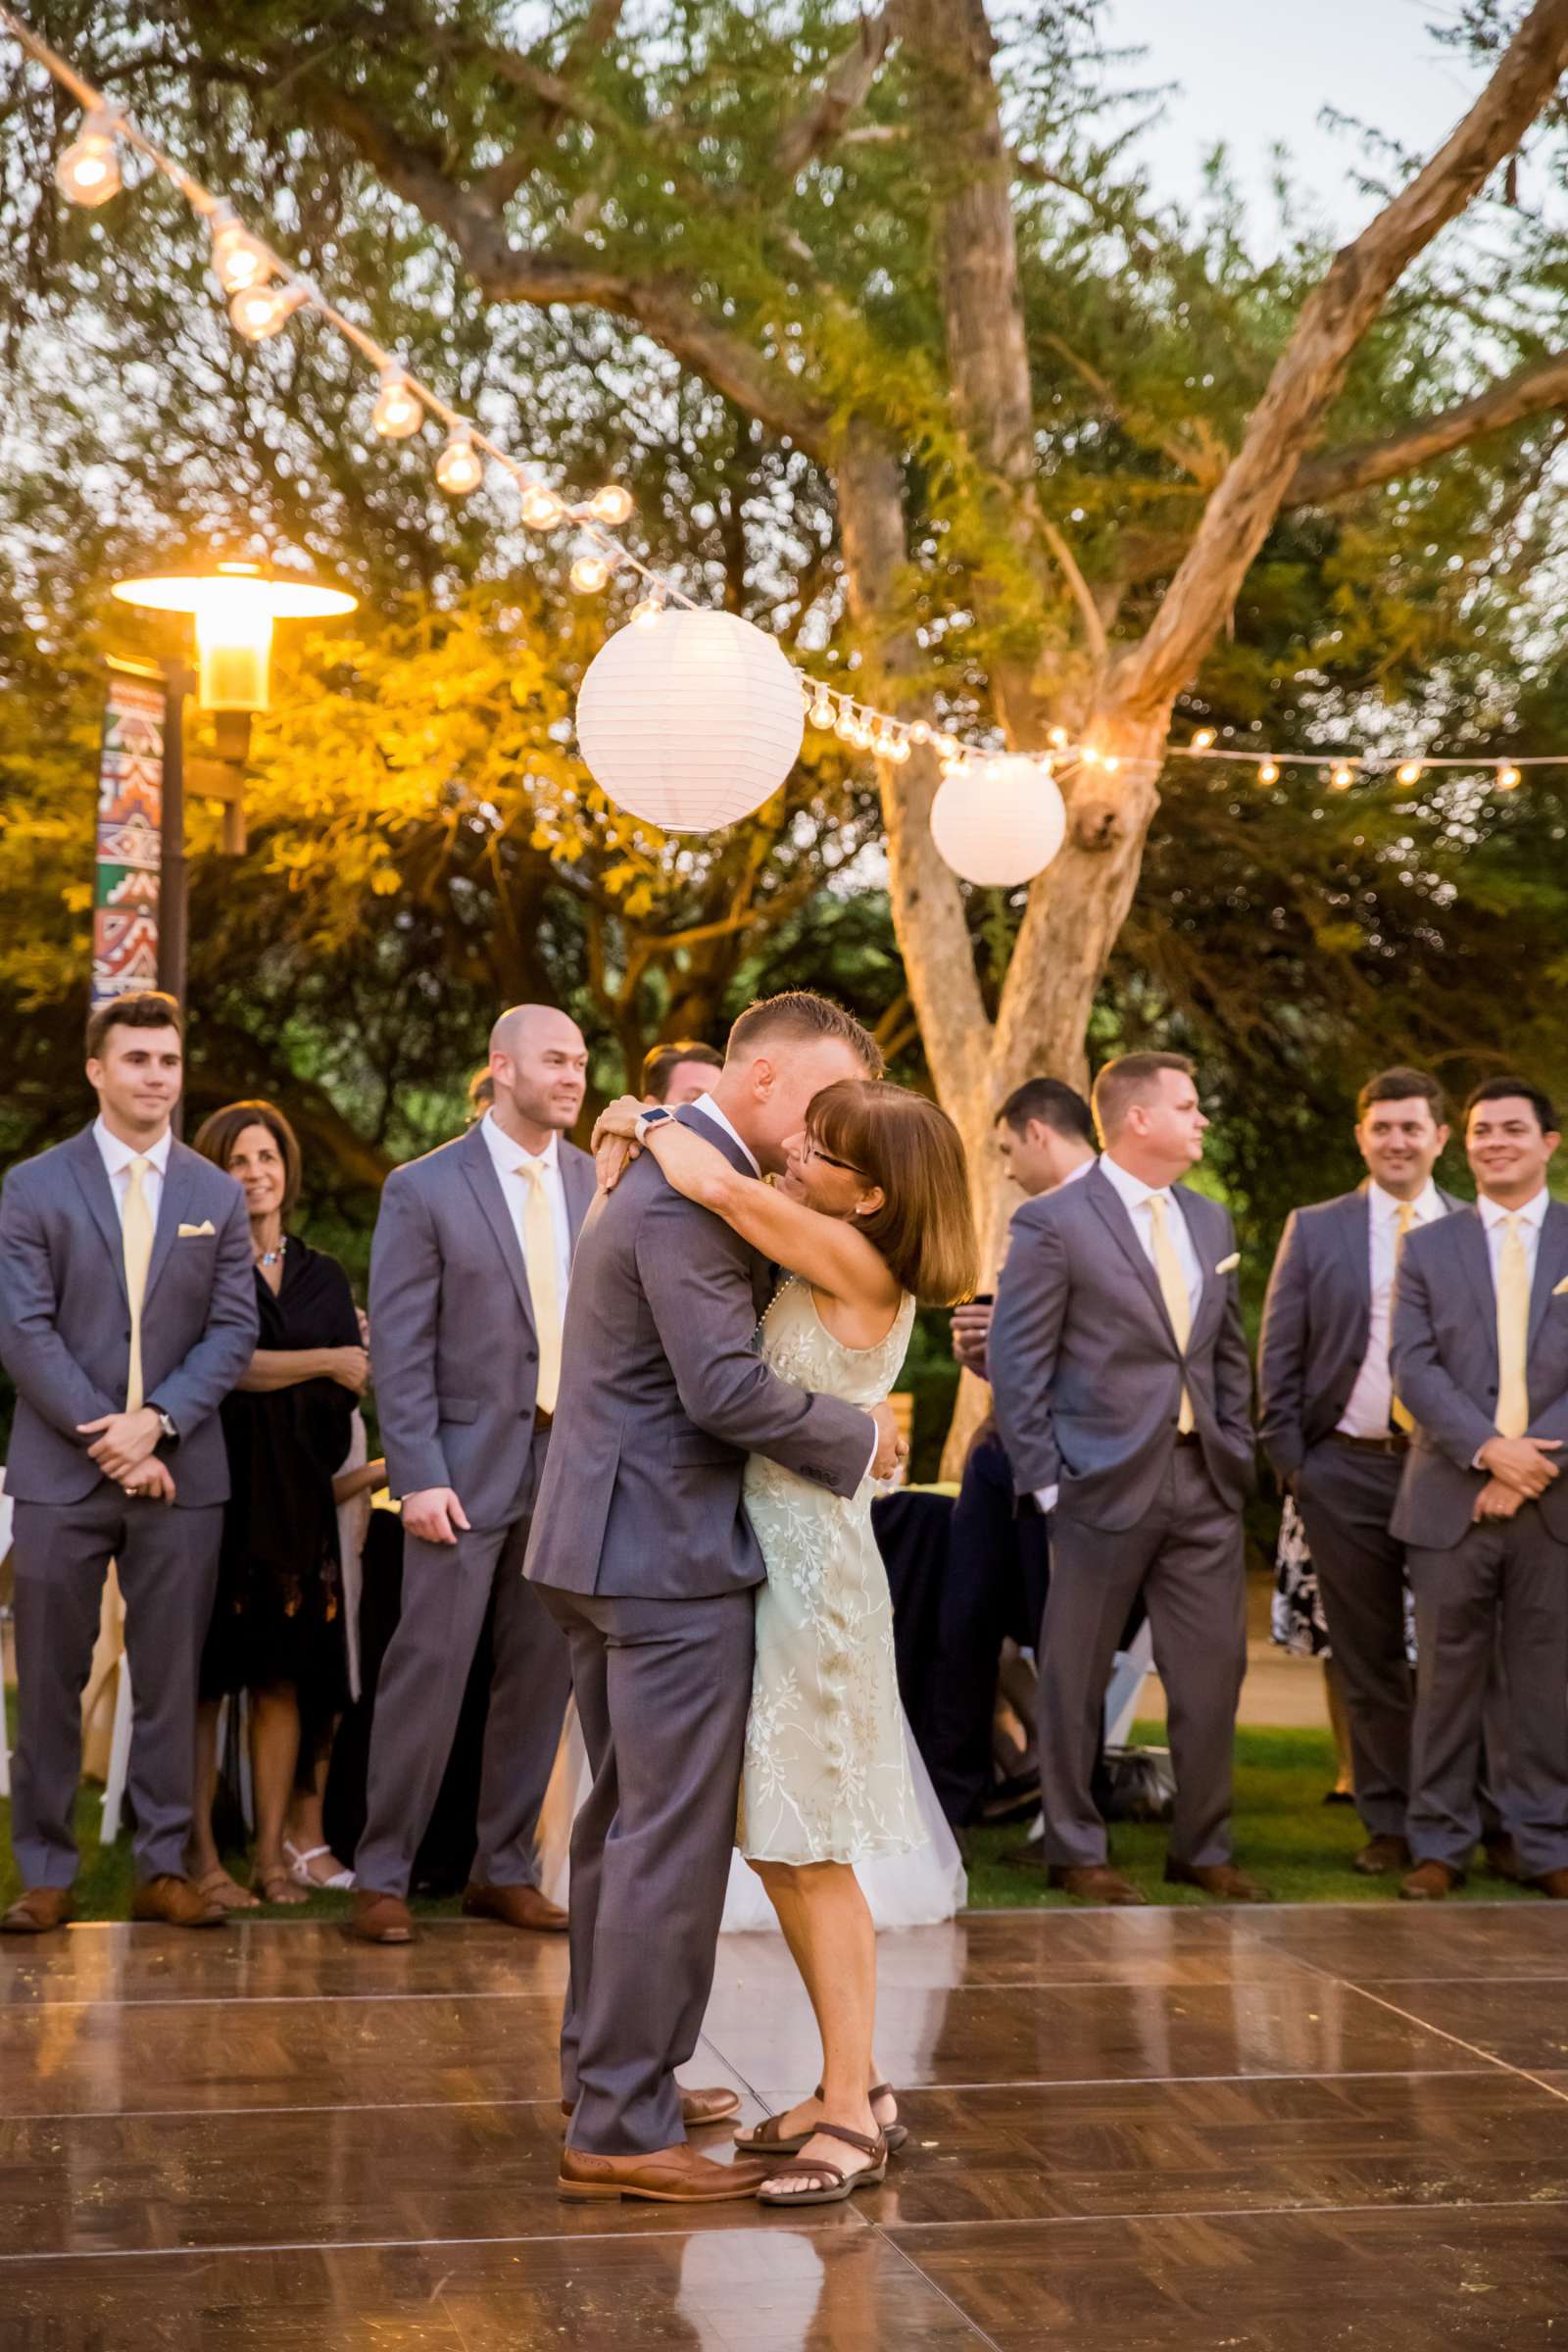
[[1555, 1276, 1568, 1297], [1214, 1252, 1241, 1276], [177, 1220, 216, 1239]]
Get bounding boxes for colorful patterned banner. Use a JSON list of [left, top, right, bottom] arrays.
[[91, 669, 165, 1005]]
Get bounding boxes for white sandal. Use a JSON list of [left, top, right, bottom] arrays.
[[284, 1839, 355, 1891]]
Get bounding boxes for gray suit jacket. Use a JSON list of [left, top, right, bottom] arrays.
[[524, 1103, 876, 1601], [368, 1118, 596, 1532], [0, 1124, 257, 1508], [1258, 1181, 1463, 1479], [989, 1161, 1255, 1532], [1391, 1200, 1568, 1548]]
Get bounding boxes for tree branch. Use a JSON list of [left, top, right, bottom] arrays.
[[774, 7, 899, 180], [1116, 0, 1568, 720], [1287, 348, 1568, 506]]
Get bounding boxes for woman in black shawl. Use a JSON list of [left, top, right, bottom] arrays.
[[188, 1101, 368, 1907]]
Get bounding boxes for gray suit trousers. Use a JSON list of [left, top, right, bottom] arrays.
[[539, 1580, 755, 2157], [355, 1428, 571, 1900], [1406, 1512, 1568, 1879], [1040, 1448, 1246, 1871], [10, 1491, 222, 1886]]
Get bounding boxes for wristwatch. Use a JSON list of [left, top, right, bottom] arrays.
[[155, 1408, 179, 1446], [633, 1106, 676, 1144]]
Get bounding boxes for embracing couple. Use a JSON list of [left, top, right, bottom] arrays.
[[525, 991, 977, 2206]]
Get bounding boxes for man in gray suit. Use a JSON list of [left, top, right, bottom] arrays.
[[0, 992, 257, 1933], [1259, 1068, 1467, 1877], [991, 1051, 1266, 1906], [526, 992, 903, 2205], [350, 1005, 593, 1944], [1391, 1075, 1568, 1902]]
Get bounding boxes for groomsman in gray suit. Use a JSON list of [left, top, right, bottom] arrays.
[[1391, 1076, 1568, 1902], [0, 992, 257, 1933], [991, 1052, 1266, 1905], [350, 1004, 594, 1944], [1259, 1069, 1467, 1877]]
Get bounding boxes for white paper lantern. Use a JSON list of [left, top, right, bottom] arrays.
[[575, 608, 806, 832], [929, 756, 1067, 886]]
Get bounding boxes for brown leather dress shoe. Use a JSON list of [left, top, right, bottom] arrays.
[[462, 1882, 567, 1934], [1353, 1835, 1412, 1877], [1, 1886, 74, 1935], [1400, 1859, 1464, 1901], [1164, 1860, 1272, 1903], [345, 1889, 415, 1943], [560, 2141, 772, 2203], [130, 1875, 226, 1929], [1047, 1863, 1147, 1905], [1527, 1867, 1568, 1899], [559, 2085, 741, 2131]]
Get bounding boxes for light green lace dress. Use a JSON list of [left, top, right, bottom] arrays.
[[737, 1276, 922, 1866]]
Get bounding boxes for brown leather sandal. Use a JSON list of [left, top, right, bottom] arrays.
[[757, 2123, 889, 2207], [737, 2082, 909, 2157]]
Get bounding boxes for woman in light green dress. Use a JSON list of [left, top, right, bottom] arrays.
[[595, 1077, 977, 2205]]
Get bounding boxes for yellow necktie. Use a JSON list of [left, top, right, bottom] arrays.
[[517, 1160, 564, 1415], [1494, 1212, 1531, 1439], [1146, 1193, 1194, 1435], [1390, 1200, 1416, 1434], [122, 1155, 155, 1413]]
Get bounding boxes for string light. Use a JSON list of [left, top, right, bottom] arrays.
[[589, 485, 634, 526], [1496, 761, 1521, 789], [370, 367, 423, 440], [632, 591, 666, 628], [435, 426, 483, 496], [808, 692, 835, 728], [229, 280, 306, 341], [55, 107, 120, 205], [570, 554, 612, 595], [1257, 757, 1279, 785], [209, 205, 267, 292], [1190, 727, 1216, 751], [519, 485, 567, 531], [1396, 760, 1424, 786], [1329, 760, 1354, 790]]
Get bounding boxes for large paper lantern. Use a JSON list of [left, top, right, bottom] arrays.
[[930, 756, 1067, 886], [575, 608, 805, 832]]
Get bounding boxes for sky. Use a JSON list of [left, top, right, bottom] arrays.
[[1102, 0, 1490, 242]]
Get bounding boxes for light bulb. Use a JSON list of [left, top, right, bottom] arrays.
[[908, 720, 931, 747], [1396, 760, 1424, 786], [1081, 746, 1102, 767], [890, 737, 911, 764], [1048, 725, 1070, 750], [570, 554, 611, 594], [1191, 726, 1216, 751], [371, 368, 423, 439], [939, 755, 961, 778], [435, 427, 483, 495], [935, 733, 960, 760], [809, 696, 835, 728], [589, 484, 634, 526], [632, 595, 665, 628], [1103, 755, 1121, 774], [1329, 761, 1354, 790], [210, 212, 268, 292], [1257, 758, 1279, 785], [520, 484, 566, 530], [1496, 761, 1521, 790], [835, 707, 858, 741], [56, 113, 121, 208], [229, 281, 305, 342]]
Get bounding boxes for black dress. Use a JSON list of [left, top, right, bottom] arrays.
[[199, 1238, 360, 1740]]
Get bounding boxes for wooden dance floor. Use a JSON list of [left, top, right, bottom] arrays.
[[4, 1903, 1568, 2347]]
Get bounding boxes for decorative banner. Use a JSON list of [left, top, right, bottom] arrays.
[[91, 669, 164, 1005]]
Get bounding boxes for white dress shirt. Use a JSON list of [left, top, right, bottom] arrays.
[[1339, 1178, 1446, 1438], [1032, 1154, 1203, 1517], [1478, 1184, 1549, 1282], [93, 1115, 172, 1231], [689, 1092, 760, 1176], [480, 1110, 572, 1295]]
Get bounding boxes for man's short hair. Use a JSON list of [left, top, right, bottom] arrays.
[[85, 990, 183, 1061], [1356, 1066, 1446, 1123], [641, 1039, 723, 1102], [1091, 1051, 1195, 1142], [995, 1076, 1095, 1147], [725, 992, 884, 1079], [1465, 1074, 1559, 1135]]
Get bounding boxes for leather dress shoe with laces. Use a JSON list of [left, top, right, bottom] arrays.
[[1527, 1867, 1568, 1900], [130, 1875, 226, 1929], [560, 2085, 741, 2131], [1164, 1860, 1271, 1903], [462, 1882, 567, 1934], [559, 2141, 773, 2204], [1047, 1863, 1146, 1905], [1353, 1835, 1412, 1877], [1, 1886, 74, 1935], [1400, 1859, 1464, 1901], [346, 1889, 415, 1943]]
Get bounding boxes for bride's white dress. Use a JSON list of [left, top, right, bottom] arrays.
[[536, 1277, 965, 1931]]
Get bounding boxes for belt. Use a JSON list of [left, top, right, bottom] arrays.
[[534, 1405, 554, 1432], [1328, 1431, 1408, 1456]]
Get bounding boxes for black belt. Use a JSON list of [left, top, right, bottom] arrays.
[[1329, 1431, 1408, 1456]]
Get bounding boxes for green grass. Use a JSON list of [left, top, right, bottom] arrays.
[[964, 1721, 1536, 1907], [0, 1710, 1536, 1917]]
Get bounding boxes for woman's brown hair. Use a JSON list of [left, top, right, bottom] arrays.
[[807, 1080, 979, 1307], [192, 1098, 304, 1218]]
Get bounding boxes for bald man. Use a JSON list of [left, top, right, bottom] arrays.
[[351, 1006, 595, 1942]]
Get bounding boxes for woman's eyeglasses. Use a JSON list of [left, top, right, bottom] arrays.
[[801, 1135, 865, 1179]]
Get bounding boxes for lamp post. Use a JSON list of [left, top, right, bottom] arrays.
[[109, 560, 357, 1006]]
